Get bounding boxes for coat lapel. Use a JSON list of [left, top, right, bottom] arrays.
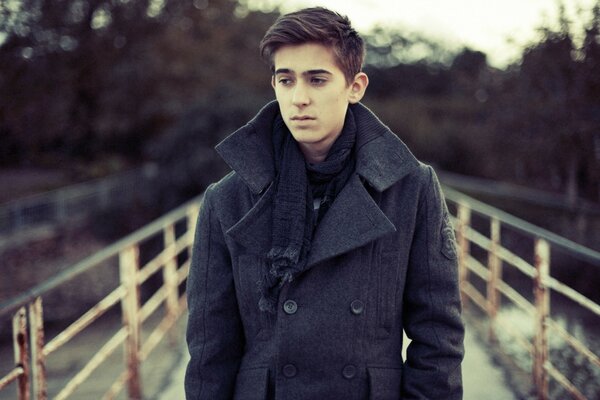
[[225, 181, 275, 255], [225, 172, 397, 264], [307, 173, 396, 267], [215, 101, 279, 195], [218, 101, 419, 263]]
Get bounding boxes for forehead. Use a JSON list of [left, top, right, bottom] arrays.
[[273, 42, 342, 74]]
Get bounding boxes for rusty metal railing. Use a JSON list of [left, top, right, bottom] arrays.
[[444, 186, 600, 400], [3, 181, 599, 399], [0, 194, 202, 399]]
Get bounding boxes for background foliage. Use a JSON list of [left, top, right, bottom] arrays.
[[1, 0, 599, 205]]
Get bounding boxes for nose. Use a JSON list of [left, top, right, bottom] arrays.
[[292, 83, 310, 107]]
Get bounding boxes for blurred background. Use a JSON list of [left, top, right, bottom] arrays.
[[0, 0, 599, 398], [1, 0, 600, 331], [1, 0, 599, 209], [2, 0, 598, 273]]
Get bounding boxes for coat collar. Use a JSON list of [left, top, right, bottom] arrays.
[[218, 100, 420, 266], [215, 100, 420, 194], [226, 172, 396, 267]]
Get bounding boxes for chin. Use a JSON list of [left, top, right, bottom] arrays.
[[291, 133, 325, 145]]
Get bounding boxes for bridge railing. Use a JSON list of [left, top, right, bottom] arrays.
[[444, 186, 600, 400], [2, 183, 599, 399], [0, 194, 202, 400], [0, 164, 159, 239]]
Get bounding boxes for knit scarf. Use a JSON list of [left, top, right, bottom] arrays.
[[258, 109, 357, 313]]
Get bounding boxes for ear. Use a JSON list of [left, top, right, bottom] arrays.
[[348, 72, 369, 104], [271, 75, 276, 90]]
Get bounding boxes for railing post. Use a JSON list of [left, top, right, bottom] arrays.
[[28, 298, 47, 400], [163, 224, 179, 341], [13, 307, 30, 400], [533, 238, 550, 400], [456, 203, 471, 308], [119, 245, 142, 400], [487, 218, 501, 342]]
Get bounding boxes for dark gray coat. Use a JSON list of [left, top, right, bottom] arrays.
[[185, 101, 464, 400]]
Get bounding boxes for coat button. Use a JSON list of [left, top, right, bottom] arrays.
[[283, 364, 297, 378], [342, 364, 357, 379], [350, 300, 364, 315], [283, 300, 298, 315]]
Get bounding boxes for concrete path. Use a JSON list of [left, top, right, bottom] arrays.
[[156, 339, 189, 399], [156, 319, 515, 400], [462, 325, 515, 400]]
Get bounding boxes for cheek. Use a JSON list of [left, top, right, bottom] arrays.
[[275, 91, 289, 111], [331, 87, 350, 106], [332, 94, 349, 115]]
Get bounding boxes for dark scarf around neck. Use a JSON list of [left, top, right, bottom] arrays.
[[258, 109, 357, 313]]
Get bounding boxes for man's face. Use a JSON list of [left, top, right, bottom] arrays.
[[271, 42, 366, 162]]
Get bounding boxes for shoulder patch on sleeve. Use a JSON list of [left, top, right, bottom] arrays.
[[440, 212, 458, 260]]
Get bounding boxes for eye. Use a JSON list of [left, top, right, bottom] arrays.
[[311, 77, 327, 86], [278, 77, 293, 86]]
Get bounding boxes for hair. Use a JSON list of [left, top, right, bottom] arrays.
[[259, 7, 365, 85]]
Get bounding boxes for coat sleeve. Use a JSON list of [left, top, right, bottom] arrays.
[[401, 166, 464, 399], [185, 185, 244, 400]]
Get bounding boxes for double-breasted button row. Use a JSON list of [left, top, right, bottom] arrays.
[[282, 364, 357, 379], [284, 299, 364, 315], [283, 300, 298, 315]]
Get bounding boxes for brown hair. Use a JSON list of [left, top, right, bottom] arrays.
[[259, 7, 365, 85]]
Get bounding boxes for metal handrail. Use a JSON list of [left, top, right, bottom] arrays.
[[0, 194, 202, 319], [0, 164, 159, 238], [0, 194, 202, 399], [443, 185, 600, 265], [447, 187, 600, 400], [2, 183, 598, 399]]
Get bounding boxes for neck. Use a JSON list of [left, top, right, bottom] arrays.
[[299, 145, 328, 164], [298, 132, 342, 164]]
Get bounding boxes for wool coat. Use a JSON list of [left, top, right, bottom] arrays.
[[185, 101, 464, 400]]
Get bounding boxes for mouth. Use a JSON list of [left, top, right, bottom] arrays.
[[291, 116, 315, 121]]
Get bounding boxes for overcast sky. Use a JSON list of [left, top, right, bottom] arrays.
[[243, 0, 598, 67]]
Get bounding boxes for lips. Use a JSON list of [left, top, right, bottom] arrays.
[[291, 115, 315, 121]]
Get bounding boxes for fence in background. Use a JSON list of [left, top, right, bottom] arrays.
[[0, 194, 201, 399], [444, 186, 600, 400], [0, 164, 159, 238], [2, 181, 600, 399]]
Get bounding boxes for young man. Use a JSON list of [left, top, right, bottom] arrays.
[[185, 7, 464, 400]]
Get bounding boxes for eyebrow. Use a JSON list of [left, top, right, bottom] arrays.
[[274, 68, 333, 76]]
